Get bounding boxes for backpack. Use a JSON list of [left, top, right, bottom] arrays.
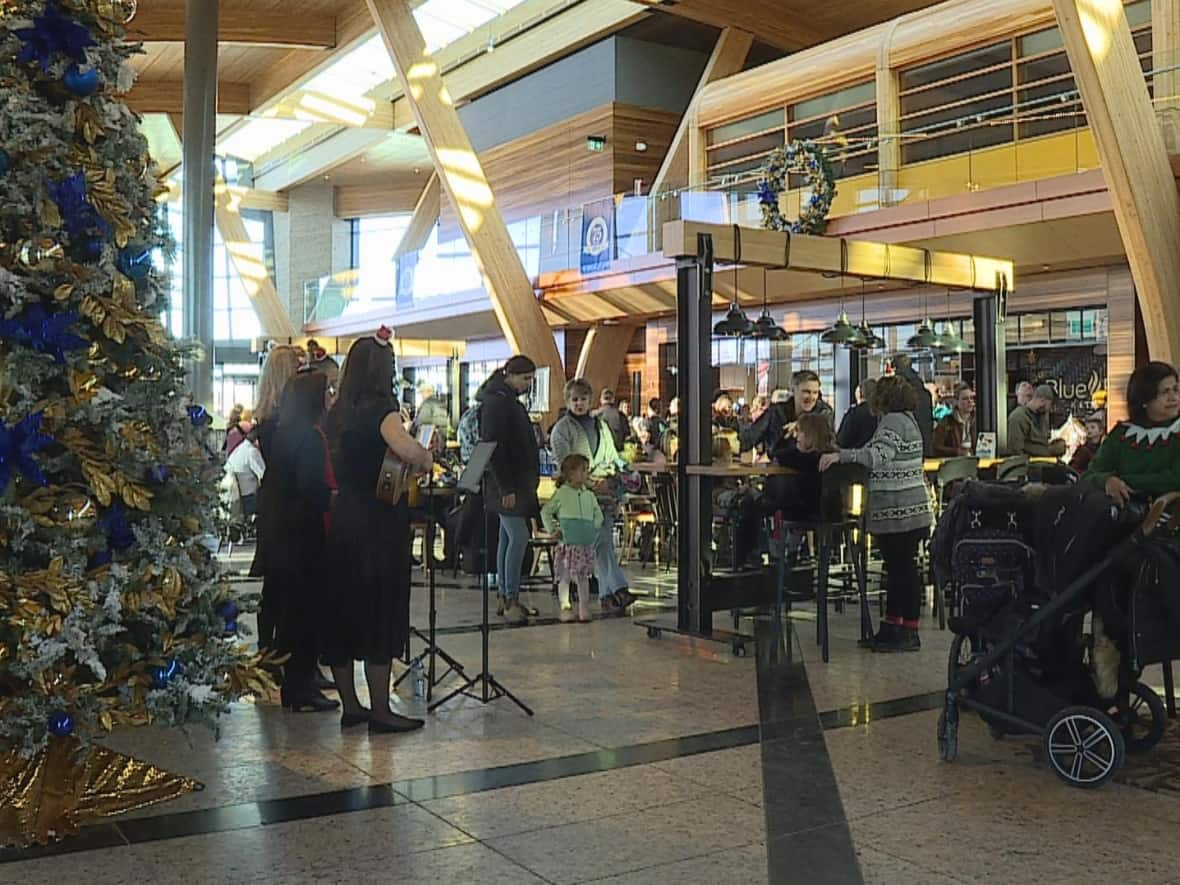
[[458, 404, 481, 462]]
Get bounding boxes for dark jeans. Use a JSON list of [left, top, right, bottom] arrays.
[[877, 528, 926, 623]]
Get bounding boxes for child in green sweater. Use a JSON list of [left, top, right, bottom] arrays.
[[1084, 362, 1180, 504], [541, 454, 604, 622]]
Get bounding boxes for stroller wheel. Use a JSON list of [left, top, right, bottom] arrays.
[[947, 633, 975, 686], [1043, 707, 1125, 789], [1111, 682, 1167, 755]]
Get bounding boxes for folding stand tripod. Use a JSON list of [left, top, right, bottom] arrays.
[[430, 441, 533, 716], [395, 469, 468, 702]]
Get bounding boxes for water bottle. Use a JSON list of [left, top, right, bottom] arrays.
[[411, 659, 426, 699]]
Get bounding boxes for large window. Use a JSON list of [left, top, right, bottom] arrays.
[[900, 0, 1151, 163], [788, 81, 878, 178], [1016, 3, 1150, 139], [350, 214, 411, 277], [160, 203, 273, 344], [704, 81, 878, 186]]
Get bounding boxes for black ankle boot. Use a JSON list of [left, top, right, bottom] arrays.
[[284, 684, 341, 712], [872, 625, 921, 653]]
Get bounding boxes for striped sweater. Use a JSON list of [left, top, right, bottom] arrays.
[[838, 411, 932, 535]]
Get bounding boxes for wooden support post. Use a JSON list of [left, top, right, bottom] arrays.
[[574, 324, 636, 401], [365, 0, 565, 417], [213, 179, 296, 337], [394, 173, 440, 260], [876, 20, 903, 207], [650, 28, 753, 198], [1053, 0, 1180, 359]]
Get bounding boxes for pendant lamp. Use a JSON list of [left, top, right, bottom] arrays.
[[749, 268, 787, 340], [820, 240, 865, 347], [850, 279, 884, 350], [936, 289, 966, 353], [907, 294, 943, 350], [714, 225, 753, 337]]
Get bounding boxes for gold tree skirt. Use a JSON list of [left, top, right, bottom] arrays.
[[0, 737, 202, 847]]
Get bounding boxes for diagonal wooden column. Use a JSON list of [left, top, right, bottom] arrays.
[[1053, 0, 1180, 359], [649, 27, 753, 198], [213, 179, 296, 337], [575, 324, 636, 402], [366, 0, 566, 416], [394, 173, 440, 260]]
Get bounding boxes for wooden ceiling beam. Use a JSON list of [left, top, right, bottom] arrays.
[[127, 80, 252, 115], [127, 6, 337, 49]]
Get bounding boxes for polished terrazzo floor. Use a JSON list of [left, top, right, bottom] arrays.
[[5, 554, 1180, 884]]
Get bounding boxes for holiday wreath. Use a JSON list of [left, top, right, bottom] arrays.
[[757, 141, 837, 236]]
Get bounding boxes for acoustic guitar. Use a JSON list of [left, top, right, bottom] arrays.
[[375, 424, 436, 506]]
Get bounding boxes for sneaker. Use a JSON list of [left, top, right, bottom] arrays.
[[503, 600, 529, 625], [496, 595, 505, 616], [873, 626, 921, 653], [601, 592, 622, 615], [558, 605, 576, 623]]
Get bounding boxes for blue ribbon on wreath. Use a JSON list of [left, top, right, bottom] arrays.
[[0, 412, 53, 492]]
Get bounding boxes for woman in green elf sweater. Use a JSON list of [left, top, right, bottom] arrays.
[[1084, 361, 1180, 505]]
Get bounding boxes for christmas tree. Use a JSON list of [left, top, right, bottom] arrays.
[[0, 0, 272, 820]]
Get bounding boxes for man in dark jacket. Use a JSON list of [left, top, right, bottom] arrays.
[[892, 354, 934, 457], [477, 357, 540, 625], [740, 370, 833, 453], [836, 378, 879, 449], [594, 389, 627, 450]]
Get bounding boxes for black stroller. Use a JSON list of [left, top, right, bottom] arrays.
[[931, 481, 1180, 788]]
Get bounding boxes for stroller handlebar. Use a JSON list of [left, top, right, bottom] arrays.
[[1141, 492, 1180, 536]]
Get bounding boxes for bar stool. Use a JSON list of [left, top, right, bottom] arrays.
[[782, 462, 871, 663]]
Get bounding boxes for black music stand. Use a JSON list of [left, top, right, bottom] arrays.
[[395, 459, 468, 702], [430, 441, 533, 716]]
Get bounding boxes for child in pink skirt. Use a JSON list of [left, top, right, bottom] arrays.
[[541, 453, 604, 622]]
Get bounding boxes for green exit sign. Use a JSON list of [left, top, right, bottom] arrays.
[[586, 135, 607, 152]]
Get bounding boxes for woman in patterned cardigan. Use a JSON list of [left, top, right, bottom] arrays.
[[820, 375, 932, 652]]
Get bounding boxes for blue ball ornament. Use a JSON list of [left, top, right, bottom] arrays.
[[187, 404, 209, 426], [0, 149, 9, 177], [62, 65, 101, 98], [48, 712, 74, 737], [151, 658, 183, 689], [117, 246, 152, 281], [216, 600, 239, 621], [149, 464, 170, 485], [224, 620, 238, 635]]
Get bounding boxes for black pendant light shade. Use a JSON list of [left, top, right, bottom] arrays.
[[714, 299, 753, 336], [751, 307, 788, 340], [714, 225, 753, 337], [748, 268, 787, 340]]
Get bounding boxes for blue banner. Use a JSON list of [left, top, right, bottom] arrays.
[[580, 197, 614, 274]]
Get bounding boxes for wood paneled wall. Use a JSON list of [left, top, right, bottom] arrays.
[[439, 103, 680, 240]]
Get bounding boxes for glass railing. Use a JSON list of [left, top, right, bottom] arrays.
[[301, 58, 1180, 327]]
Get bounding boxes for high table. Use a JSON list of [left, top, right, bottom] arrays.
[[632, 460, 797, 655]]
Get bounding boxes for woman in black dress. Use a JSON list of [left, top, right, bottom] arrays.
[[250, 344, 304, 651], [324, 333, 433, 734], [268, 370, 339, 712]]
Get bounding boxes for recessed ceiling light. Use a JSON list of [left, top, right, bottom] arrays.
[[635, 141, 648, 152], [1041, 264, 1051, 271]]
